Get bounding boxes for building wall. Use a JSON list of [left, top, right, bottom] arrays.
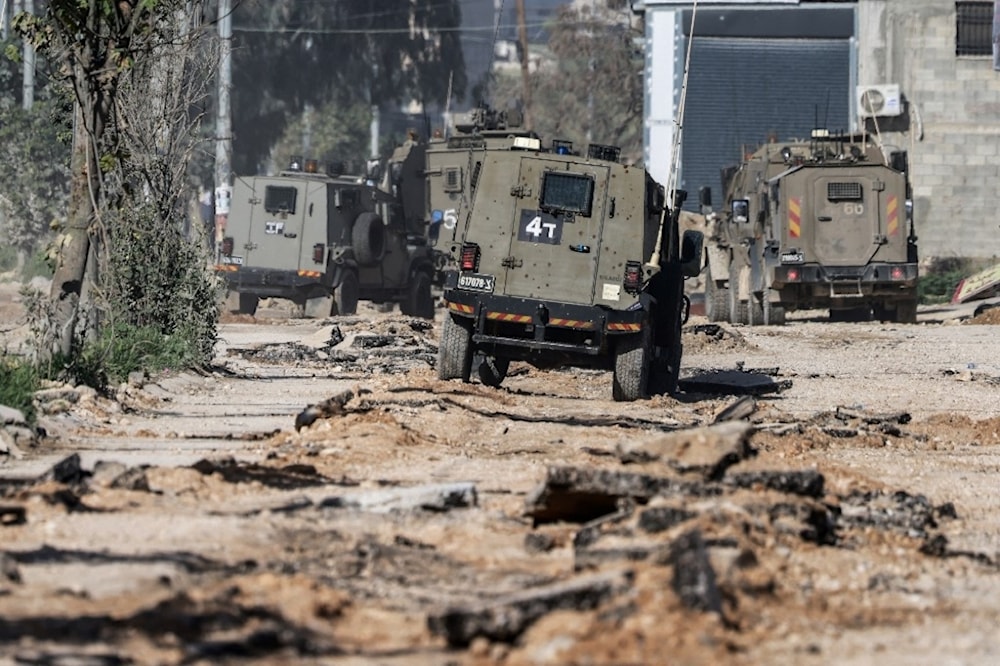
[[641, 0, 1000, 259], [860, 0, 1000, 259]]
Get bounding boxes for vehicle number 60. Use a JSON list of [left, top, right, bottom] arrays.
[[843, 202, 865, 215]]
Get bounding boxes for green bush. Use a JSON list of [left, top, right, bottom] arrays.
[[79, 322, 207, 386], [21, 248, 54, 281], [918, 257, 989, 305], [0, 356, 41, 422]]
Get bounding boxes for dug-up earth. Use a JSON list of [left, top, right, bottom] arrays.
[[2, 281, 1000, 665]]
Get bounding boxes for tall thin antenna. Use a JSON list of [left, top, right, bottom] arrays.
[[665, 0, 698, 207], [652, 0, 698, 268]]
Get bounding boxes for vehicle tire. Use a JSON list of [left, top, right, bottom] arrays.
[[612, 326, 651, 402], [704, 263, 730, 322], [478, 356, 509, 388], [763, 298, 786, 326], [402, 271, 434, 319], [736, 299, 763, 325], [728, 259, 742, 325], [334, 270, 360, 316], [351, 212, 386, 266], [438, 313, 473, 381], [237, 293, 259, 316]]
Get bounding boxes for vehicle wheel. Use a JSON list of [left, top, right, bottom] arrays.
[[894, 299, 918, 324], [351, 212, 386, 266], [477, 356, 509, 388], [402, 271, 434, 319], [334, 270, 360, 316], [237, 293, 259, 316], [612, 326, 651, 402], [438, 313, 473, 381], [728, 259, 742, 325], [763, 298, 786, 326], [704, 263, 730, 322], [736, 299, 763, 325]]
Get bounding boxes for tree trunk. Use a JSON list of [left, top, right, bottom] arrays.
[[48, 100, 97, 358]]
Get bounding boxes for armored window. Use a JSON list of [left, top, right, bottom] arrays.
[[827, 182, 863, 201], [444, 166, 462, 192], [956, 1, 992, 56], [264, 186, 297, 214], [540, 172, 594, 217]]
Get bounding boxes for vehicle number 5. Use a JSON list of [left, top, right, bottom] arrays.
[[443, 208, 458, 229]]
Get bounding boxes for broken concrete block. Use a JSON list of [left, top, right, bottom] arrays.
[[617, 421, 754, 480], [322, 482, 478, 514], [638, 506, 698, 534], [427, 570, 633, 646], [724, 469, 825, 498], [0, 405, 26, 426], [660, 528, 722, 614], [39, 454, 88, 485], [524, 466, 712, 525]]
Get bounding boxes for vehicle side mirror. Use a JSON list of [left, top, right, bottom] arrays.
[[680, 230, 704, 278], [731, 199, 749, 224]]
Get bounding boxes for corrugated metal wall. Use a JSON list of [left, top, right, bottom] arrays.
[[678, 37, 851, 202]]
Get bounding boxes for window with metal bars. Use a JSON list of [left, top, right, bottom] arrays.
[[956, 1, 994, 56], [827, 182, 863, 201]]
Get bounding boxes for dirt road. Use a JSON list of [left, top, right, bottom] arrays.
[[2, 290, 1000, 665]]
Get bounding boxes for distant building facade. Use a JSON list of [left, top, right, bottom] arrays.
[[636, 0, 1000, 260]]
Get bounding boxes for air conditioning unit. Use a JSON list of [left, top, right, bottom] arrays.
[[856, 84, 902, 118]]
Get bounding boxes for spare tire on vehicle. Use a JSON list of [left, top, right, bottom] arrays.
[[351, 212, 386, 266]]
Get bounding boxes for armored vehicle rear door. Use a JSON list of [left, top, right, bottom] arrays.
[[243, 178, 323, 271], [502, 158, 610, 301], [793, 168, 885, 267]]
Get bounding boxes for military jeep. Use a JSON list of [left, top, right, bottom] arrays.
[[216, 160, 437, 319], [437, 139, 703, 401]]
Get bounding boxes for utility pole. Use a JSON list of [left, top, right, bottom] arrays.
[[215, 0, 233, 256], [1, 0, 9, 41], [515, 0, 533, 130], [22, 0, 33, 110]]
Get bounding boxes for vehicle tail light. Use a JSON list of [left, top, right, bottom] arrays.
[[460, 243, 480, 272], [313, 243, 325, 264], [890, 266, 905, 280], [623, 260, 643, 293], [221, 236, 234, 256], [786, 268, 800, 282]]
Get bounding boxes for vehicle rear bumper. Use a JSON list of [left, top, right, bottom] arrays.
[[215, 265, 327, 297], [443, 287, 646, 363], [772, 262, 918, 289]]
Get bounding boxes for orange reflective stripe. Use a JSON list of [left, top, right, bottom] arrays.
[[447, 302, 475, 314], [788, 197, 801, 238], [886, 195, 899, 237]]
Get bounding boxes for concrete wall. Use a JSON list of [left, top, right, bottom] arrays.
[[860, 0, 1000, 260]]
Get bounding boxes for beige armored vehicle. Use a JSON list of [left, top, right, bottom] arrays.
[[704, 130, 918, 324], [216, 159, 437, 318], [436, 138, 703, 401]]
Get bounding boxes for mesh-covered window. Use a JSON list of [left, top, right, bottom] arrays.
[[540, 172, 594, 216], [264, 186, 297, 214], [956, 1, 993, 56], [827, 182, 863, 201], [444, 167, 462, 192]]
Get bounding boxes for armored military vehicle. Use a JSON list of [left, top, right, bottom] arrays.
[[704, 130, 918, 325], [436, 138, 703, 401], [216, 159, 437, 318]]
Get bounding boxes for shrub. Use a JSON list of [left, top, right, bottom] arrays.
[[0, 356, 41, 422]]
